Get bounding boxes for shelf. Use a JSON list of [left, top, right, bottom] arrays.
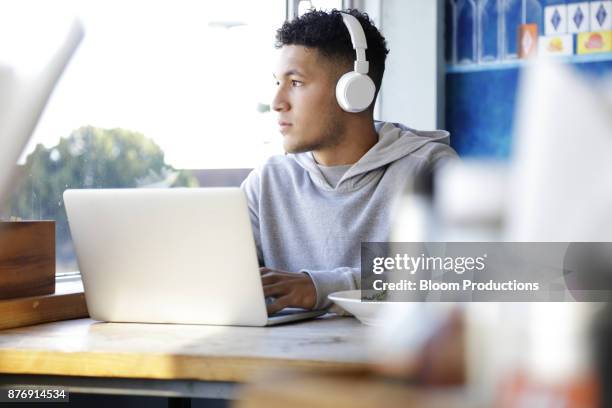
[[446, 53, 612, 73]]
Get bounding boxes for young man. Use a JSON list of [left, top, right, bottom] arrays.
[[241, 9, 458, 314]]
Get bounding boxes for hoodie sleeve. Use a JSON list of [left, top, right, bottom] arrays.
[[413, 143, 460, 195], [240, 169, 264, 266], [428, 144, 460, 172], [301, 267, 360, 310]]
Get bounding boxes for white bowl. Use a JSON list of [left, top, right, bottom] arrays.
[[328, 290, 386, 326]]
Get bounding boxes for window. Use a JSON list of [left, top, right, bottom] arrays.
[[1, 0, 286, 273]]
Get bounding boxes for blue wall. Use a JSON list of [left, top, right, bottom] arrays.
[[444, 0, 612, 158], [446, 68, 519, 158]]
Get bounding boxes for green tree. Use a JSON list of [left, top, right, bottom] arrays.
[[5, 126, 199, 270]]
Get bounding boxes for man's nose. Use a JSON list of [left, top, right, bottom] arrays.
[[272, 87, 289, 112]]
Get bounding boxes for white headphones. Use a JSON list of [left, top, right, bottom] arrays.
[[336, 12, 376, 113]]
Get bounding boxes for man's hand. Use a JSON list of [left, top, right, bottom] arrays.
[[260, 267, 317, 315]]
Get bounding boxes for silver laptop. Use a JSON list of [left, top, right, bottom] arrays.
[[0, 20, 83, 205], [63, 188, 326, 326]]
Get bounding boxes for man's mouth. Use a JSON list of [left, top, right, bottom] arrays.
[[278, 121, 292, 133]]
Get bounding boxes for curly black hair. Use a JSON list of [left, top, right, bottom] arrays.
[[275, 9, 389, 102]]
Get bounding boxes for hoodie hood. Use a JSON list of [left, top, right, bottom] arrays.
[[289, 121, 450, 191]]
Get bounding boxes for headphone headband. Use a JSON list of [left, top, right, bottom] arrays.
[[340, 12, 369, 75]]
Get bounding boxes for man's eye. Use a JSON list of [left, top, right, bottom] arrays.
[[291, 80, 303, 87]]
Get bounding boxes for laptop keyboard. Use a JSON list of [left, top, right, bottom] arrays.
[[265, 298, 312, 316], [270, 307, 310, 317]]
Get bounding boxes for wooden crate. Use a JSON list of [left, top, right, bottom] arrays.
[[0, 221, 55, 300]]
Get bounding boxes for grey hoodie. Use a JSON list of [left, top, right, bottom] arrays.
[[240, 121, 459, 309]]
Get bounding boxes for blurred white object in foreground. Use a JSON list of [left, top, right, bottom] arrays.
[[0, 17, 83, 206], [435, 160, 508, 241], [436, 160, 507, 226], [498, 60, 609, 403], [507, 61, 612, 242]]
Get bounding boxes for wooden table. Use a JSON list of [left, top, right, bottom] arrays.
[[0, 315, 371, 400], [236, 370, 473, 408]]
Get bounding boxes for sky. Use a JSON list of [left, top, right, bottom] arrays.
[[1, 0, 287, 169]]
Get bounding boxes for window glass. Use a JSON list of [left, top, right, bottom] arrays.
[[0, 0, 286, 273]]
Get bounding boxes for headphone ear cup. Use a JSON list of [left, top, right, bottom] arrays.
[[336, 71, 376, 113]]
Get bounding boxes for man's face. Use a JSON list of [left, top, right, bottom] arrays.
[[272, 45, 346, 154]]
